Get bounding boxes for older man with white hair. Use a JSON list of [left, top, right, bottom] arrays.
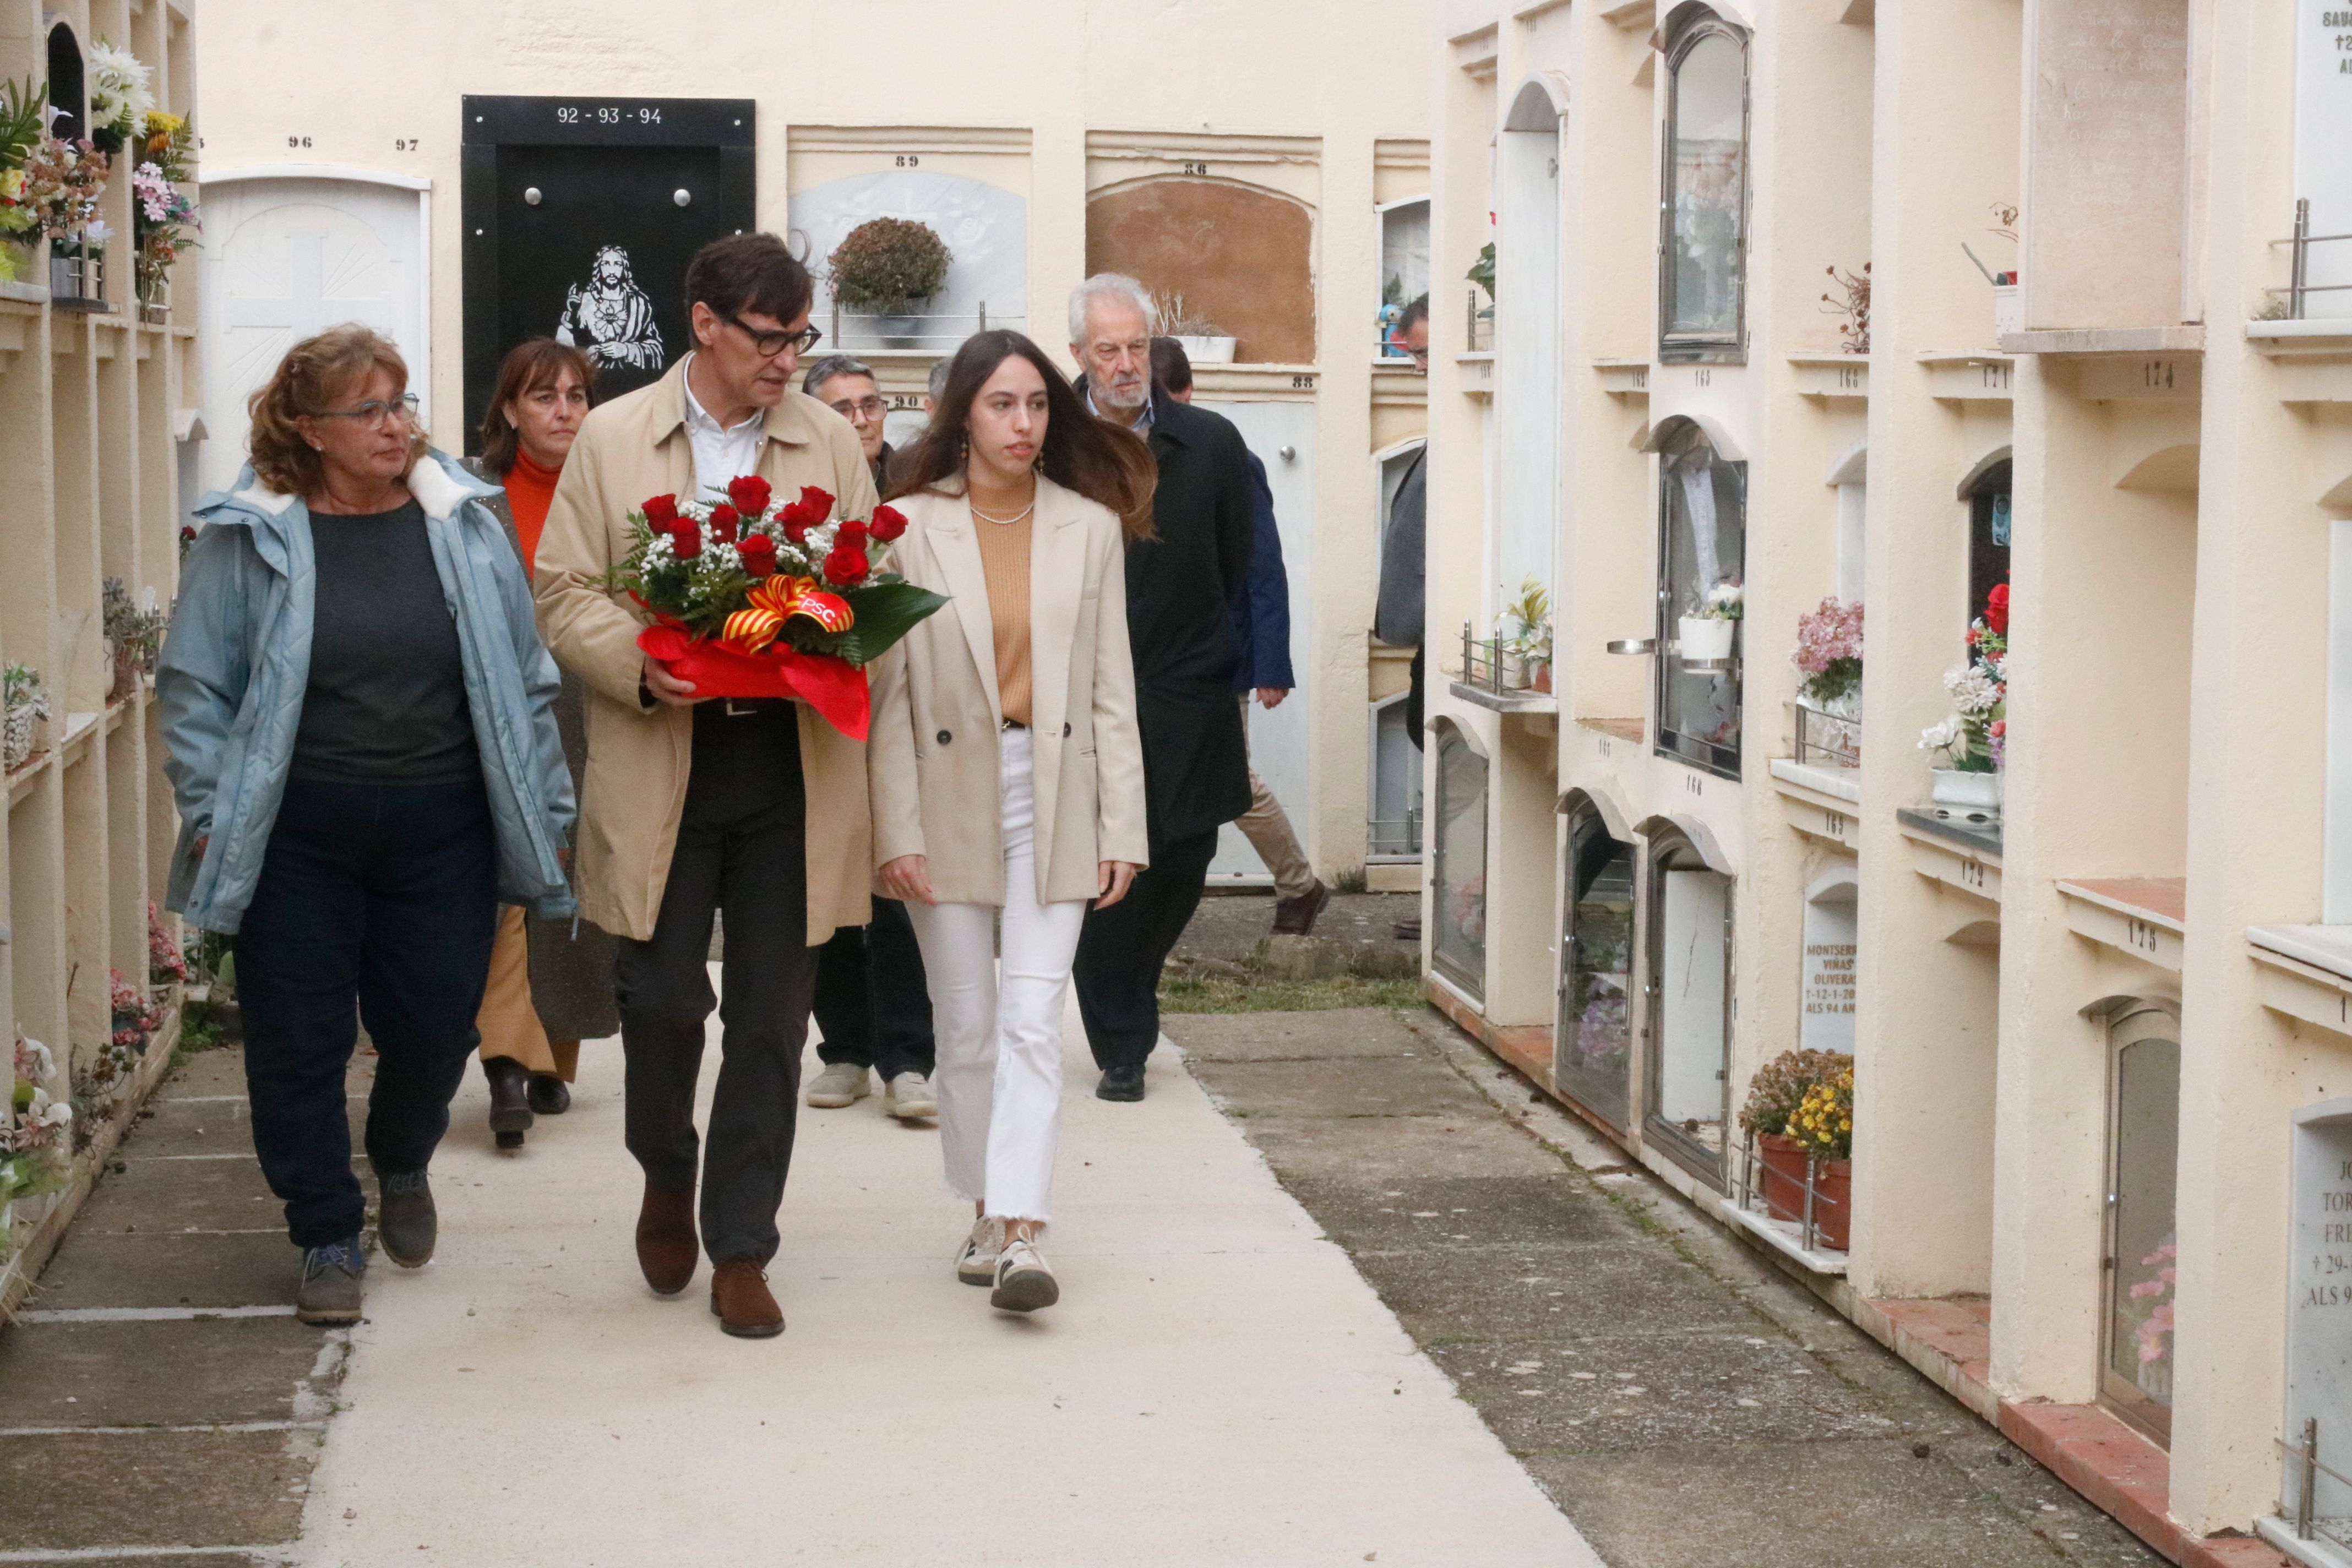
[[1066, 274, 1256, 1101]]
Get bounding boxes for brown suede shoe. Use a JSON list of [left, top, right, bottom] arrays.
[[635, 1184, 698, 1296], [1272, 879, 1331, 936], [710, 1259, 784, 1338]]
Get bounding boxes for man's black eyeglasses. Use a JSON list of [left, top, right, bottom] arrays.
[[728, 315, 823, 357]]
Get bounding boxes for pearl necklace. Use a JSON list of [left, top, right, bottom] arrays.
[[968, 494, 1036, 526]]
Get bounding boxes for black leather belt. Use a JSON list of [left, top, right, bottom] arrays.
[[1000, 717, 1026, 731]]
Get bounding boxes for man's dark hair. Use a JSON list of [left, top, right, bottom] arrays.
[[683, 231, 814, 326], [1398, 293, 1430, 333], [1149, 335, 1193, 395]]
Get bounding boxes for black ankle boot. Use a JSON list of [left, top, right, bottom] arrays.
[[526, 1074, 571, 1116], [483, 1056, 533, 1148]]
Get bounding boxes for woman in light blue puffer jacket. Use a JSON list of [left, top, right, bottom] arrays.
[[159, 325, 573, 1325]]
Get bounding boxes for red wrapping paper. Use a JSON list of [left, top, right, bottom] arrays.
[[637, 624, 870, 741]]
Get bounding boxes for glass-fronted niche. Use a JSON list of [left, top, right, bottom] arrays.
[[1647, 832, 1733, 1187], [1556, 798, 1637, 1132], [1656, 423, 1747, 776], [1431, 726, 1489, 999], [1659, 10, 1750, 360], [2101, 1001, 2181, 1446]]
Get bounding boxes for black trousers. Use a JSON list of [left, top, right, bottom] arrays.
[[812, 895, 936, 1081], [238, 776, 498, 1249], [1073, 828, 1220, 1072], [1406, 645, 1425, 750], [615, 703, 819, 1268]]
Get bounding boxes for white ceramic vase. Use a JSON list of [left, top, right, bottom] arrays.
[[1931, 767, 2003, 812]]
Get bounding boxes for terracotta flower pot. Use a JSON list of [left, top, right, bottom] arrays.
[[1811, 1158, 1854, 1251], [1757, 1133, 1810, 1223]]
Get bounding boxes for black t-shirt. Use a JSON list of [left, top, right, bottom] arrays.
[[291, 498, 480, 785]]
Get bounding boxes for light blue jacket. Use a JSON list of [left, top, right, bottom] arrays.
[[157, 450, 576, 934]]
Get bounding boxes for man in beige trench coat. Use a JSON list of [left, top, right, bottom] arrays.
[[535, 233, 878, 1338]]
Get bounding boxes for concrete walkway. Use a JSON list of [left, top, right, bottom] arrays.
[[293, 976, 1599, 1567]]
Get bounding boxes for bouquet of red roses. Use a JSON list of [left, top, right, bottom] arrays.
[[602, 475, 944, 739]]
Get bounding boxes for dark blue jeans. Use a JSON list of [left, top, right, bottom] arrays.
[[237, 777, 498, 1249], [813, 896, 937, 1081]]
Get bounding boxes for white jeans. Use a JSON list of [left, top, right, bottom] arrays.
[[904, 727, 1087, 1224]]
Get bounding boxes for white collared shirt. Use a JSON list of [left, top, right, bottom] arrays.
[[680, 353, 766, 501]]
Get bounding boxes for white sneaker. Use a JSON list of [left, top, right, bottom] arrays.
[[990, 1237, 1059, 1313], [805, 1062, 869, 1108], [956, 1216, 1003, 1287], [884, 1072, 938, 1120]]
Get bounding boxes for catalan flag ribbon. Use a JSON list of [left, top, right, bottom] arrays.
[[720, 575, 854, 654]]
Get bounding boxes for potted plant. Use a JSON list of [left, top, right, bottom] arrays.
[[1680, 578, 1741, 664], [1152, 291, 1235, 365], [4, 661, 49, 772], [1786, 1064, 1855, 1250], [1740, 1049, 1849, 1225], [1791, 596, 1863, 761], [825, 216, 951, 347], [102, 576, 165, 701], [1500, 576, 1553, 693], [1919, 584, 2007, 814]]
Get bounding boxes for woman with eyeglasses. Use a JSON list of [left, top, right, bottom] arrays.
[[464, 337, 618, 1150], [159, 324, 574, 1326]]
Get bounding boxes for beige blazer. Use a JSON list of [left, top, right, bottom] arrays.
[[533, 357, 881, 945], [867, 478, 1148, 905]]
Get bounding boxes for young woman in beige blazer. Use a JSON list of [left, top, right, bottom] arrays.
[[868, 331, 1154, 1312]]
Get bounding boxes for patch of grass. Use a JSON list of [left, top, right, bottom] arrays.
[[1159, 974, 1424, 1015]]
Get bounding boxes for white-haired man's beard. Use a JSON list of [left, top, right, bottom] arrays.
[[1097, 372, 1149, 410]]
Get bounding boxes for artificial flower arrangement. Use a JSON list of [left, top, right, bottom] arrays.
[[2, 1032, 73, 1256], [2125, 1235, 2176, 1380], [20, 130, 111, 244], [1920, 582, 2008, 773], [1790, 596, 1864, 709], [130, 110, 196, 304], [148, 902, 187, 989], [0, 78, 45, 280], [1499, 575, 1554, 690], [85, 39, 154, 156], [600, 476, 945, 739], [1679, 577, 1744, 664]]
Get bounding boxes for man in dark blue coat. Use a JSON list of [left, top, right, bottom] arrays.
[[1152, 337, 1327, 937]]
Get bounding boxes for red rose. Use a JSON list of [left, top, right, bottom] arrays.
[[738, 533, 777, 578], [779, 487, 832, 535], [642, 494, 679, 527], [868, 504, 907, 542], [836, 519, 869, 548], [669, 522, 701, 560], [710, 504, 740, 543], [1985, 582, 2010, 635], [796, 485, 835, 514], [823, 544, 870, 586], [727, 476, 773, 515]]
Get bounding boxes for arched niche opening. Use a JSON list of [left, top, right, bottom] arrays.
[[1964, 451, 2013, 635], [1658, 8, 1750, 360], [1653, 417, 1747, 777], [1800, 868, 1859, 1057], [1556, 790, 1637, 1133], [1428, 718, 1490, 1001], [1085, 177, 1315, 364], [1643, 821, 1734, 1187], [2096, 998, 2181, 1447], [47, 24, 84, 144], [1494, 78, 1564, 616]]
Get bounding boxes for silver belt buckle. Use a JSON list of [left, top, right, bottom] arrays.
[[723, 698, 764, 718]]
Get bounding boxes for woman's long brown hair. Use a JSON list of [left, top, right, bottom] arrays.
[[885, 330, 1156, 541]]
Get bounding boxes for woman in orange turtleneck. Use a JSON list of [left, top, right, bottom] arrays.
[[466, 340, 613, 1148]]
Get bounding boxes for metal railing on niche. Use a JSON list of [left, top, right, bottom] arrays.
[[2269, 199, 2352, 321], [2279, 1417, 2352, 1548], [1464, 287, 1493, 353], [1789, 701, 1861, 771], [1457, 623, 1548, 698], [1732, 1133, 1848, 1255], [824, 302, 1019, 352], [1368, 811, 1423, 859]]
